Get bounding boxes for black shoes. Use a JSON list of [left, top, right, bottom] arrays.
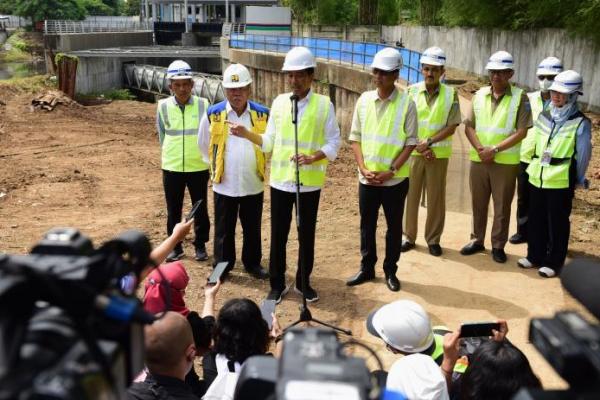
[[460, 241, 485, 255], [294, 285, 319, 303], [385, 275, 401, 292], [246, 265, 270, 280], [400, 240, 415, 252], [166, 247, 184, 262], [267, 286, 290, 304], [492, 248, 507, 263], [194, 245, 208, 261], [428, 244, 443, 257], [346, 270, 375, 286], [509, 233, 527, 245]]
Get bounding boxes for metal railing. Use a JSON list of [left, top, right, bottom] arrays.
[[230, 34, 423, 84], [0, 15, 30, 29], [222, 23, 246, 37], [122, 64, 225, 104], [44, 19, 152, 34]]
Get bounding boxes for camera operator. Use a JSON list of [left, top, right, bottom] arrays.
[[128, 312, 200, 400]]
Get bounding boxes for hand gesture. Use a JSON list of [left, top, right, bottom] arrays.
[[226, 120, 249, 138], [290, 153, 315, 165]]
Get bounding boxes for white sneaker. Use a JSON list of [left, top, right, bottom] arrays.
[[538, 267, 557, 278], [517, 258, 534, 269]]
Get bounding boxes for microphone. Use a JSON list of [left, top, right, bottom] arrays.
[[290, 94, 299, 124], [561, 258, 600, 320]]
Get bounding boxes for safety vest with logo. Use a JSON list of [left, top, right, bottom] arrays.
[[270, 92, 330, 187], [158, 95, 209, 172], [520, 91, 546, 163], [527, 110, 585, 189], [470, 85, 524, 165], [207, 100, 269, 183], [359, 90, 411, 178], [408, 82, 455, 158]]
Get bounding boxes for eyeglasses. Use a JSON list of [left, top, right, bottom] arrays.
[[538, 75, 555, 81], [372, 68, 398, 76]]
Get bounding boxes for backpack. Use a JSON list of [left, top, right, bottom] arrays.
[[202, 354, 241, 400]]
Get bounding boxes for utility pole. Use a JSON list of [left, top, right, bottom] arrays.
[[184, 0, 189, 32], [226, 0, 230, 23]]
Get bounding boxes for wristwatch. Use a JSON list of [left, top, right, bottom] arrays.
[[426, 138, 433, 147], [390, 164, 397, 173], [492, 145, 500, 153]]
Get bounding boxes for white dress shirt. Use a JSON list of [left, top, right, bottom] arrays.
[[198, 102, 264, 197], [261, 90, 341, 193]]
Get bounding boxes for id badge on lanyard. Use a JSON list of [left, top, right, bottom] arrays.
[[540, 149, 552, 167]]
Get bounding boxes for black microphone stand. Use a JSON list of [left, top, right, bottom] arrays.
[[285, 93, 352, 336]]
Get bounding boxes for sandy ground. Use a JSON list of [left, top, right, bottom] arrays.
[[1, 85, 599, 390]]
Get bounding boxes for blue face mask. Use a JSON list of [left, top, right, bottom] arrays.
[[550, 93, 578, 124]]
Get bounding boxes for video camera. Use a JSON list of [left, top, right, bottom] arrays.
[[233, 328, 379, 400], [514, 258, 600, 400], [0, 228, 156, 400]]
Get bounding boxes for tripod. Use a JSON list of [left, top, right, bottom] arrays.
[[284, 94, 352, 336]]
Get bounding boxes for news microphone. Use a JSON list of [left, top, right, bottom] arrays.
[[290, 94, 299, 124], [561, 258, 600, 320]]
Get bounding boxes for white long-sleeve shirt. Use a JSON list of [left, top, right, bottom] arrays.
[[198, 102, 264, 197], [261, 90, 342, 193]]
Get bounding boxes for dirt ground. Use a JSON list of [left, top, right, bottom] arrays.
[[1, 81, 599, 390]]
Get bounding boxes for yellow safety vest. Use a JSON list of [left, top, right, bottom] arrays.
[[471, 85, 523, 165], [207, 101, 269, 183], [520, 91, 545, 163], [159, 96, 209, 172], [270, 92, 330, 187], [360, 90, 410, 178], [408, 82, 455, 158], [527, 111, 584, 189]]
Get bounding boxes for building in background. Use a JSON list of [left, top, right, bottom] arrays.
[[144, 0, 279, 24]]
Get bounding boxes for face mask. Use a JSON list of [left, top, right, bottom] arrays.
[[538, 79, 553, 92], [550, 93, 578, 123]]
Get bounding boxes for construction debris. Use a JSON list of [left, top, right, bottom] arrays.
[[31, 90, 78, 111]]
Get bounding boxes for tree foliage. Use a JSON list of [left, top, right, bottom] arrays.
[[14, 0, 86, 23]]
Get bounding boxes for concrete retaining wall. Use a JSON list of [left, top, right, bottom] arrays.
[[75, 57, 135, 94], [45, 31, 153, 52], [0, 31, 7, 46], [293, 23, 381, 42], [382, 25, 600, 112]]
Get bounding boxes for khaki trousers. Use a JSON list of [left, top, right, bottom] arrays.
[[469, 161, 519, 249], [404, 156, 449, 245]]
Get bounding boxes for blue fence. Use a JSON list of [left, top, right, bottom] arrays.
[[230, 34, 423, 85]]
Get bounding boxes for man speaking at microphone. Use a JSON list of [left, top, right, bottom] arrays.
[[231, 47, 341, 303]]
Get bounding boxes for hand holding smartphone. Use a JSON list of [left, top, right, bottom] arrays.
[[260, 299, 276, 330], [459, 321, 501, 338], [207, 261, 228, 285], [185, 200, 203, 222]]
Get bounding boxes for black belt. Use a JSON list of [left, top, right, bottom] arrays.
[[531, 155, 571, 165]]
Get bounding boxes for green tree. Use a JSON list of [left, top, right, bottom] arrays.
[[81, 0, 114, 15], [15, 0, 86, 23], [121, 0, 141, 16], [358, 0, 378, 24], [0, 0, 17, 14]]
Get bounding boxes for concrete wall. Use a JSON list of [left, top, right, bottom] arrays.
[[0, 31, 7, 46], [382, 25, 600, 112], [221, 37, 375, 134], [45, 31, 153, 52], [75, 57, 134, 94], [293, 23, 381, 42]]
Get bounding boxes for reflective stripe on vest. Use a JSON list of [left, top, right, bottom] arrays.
[[360, 90, 410, 178], [470, 85, 523, 165], [270, 93, 330, 187], [408, 82, 454, 158], [526, 112, 582, 189], [208, 103, 268, 183], [160, 96, 209, 172], [520, 91, 545, 163]]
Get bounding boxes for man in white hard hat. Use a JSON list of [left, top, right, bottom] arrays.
[[461, 51, 532, 264], [509, 57, 563, 245], [518, 70, 592, 278], [198, 63, 269, 280], [400, 46, 461, 257], [157, 60, 211, 262], [240, 47, 341, 303], [345, 47, 417, 292]]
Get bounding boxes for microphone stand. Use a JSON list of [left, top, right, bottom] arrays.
[[285, 93, 352, 336]]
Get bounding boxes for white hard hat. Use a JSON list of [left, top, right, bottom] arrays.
[[371, 47, 402, 71], [167, 60, 193, 80], [536, 56, 563, 76], [485, 51, 514, 70], [420, 46, 446, 67], [282, 47, 316, 71], [223, 63, 252, 88], [549, 70, 583, 95], [366, 300, 434, 353]]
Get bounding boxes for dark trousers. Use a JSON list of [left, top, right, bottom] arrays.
[[527, 184, 573, 271], [163, 169, 210, 249], [269, 187, 321, 291], [359, 180, 409, 276], [515, 161, 530, 238], [213, 191, 263, 271]]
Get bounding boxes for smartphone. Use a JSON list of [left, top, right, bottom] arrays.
[[459, 321, 501, 338], [260, 299, 276, 329], [185, 200, 203, 222], [207, 261, 228, 285]]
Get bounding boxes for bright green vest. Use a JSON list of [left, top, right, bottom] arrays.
[[159, 96, 209, 172], [527, 111, 583, 189], [520, 91, 545, 163], [360, 90, 410, 178], [408, 82, 455, 158], [270, 92, 330, 187], [470, 85, 523, 165]]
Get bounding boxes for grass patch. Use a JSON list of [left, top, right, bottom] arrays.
[[77, 89, 136, 101], [1, 29, 35, 62], [0, 75, 57, 93]]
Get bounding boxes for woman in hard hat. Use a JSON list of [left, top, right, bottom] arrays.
[[517, 70, 592, 278]]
